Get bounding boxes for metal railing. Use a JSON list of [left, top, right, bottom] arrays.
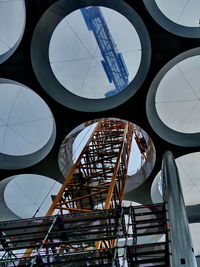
[[0, 204, 168, 266]]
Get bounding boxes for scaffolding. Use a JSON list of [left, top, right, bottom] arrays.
[[81, 7, 129, 97], [0, 204, 169, 266], [0, 138, 197, 266], [16, 117, 158, 262], [1, 118, 164, 266]]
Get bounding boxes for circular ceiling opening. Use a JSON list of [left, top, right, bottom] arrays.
[[73, 123, 143, 176], [155, 55, 200, 134], [151, 152, 200, 206], [58, 118, 156, 192], [0, 0, 26, 64], [155, 0, 200, 27], [0, 174, 61, 220], [143, 0, 200, 38], [0, 79, 56, 169], [49, 6, 141, 99], [146, 48, 200, 146], [31, 0, 151, 112]]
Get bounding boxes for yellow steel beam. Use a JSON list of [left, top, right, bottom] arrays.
[[57, 189, 108, 206], [22, 120, 133, 259], [45, 122, 100, 217]]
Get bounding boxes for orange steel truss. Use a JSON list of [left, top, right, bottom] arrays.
[[23, 119, 133, 258], [46, 119, 133, 216]]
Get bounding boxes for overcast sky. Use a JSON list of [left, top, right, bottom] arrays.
[[0, 83, 54, 156], [0, 0, 25, 55], [155, 55, 200, 133], [49, 6, 141, 99], [4, 175, 61, 218], [73, 122, 143, 176], [155, 0, 200, 27]]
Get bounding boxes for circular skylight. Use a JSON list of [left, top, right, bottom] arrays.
[[151, 152, 200, 206], [31, 0, 151, 111], [49, 6, 141, 99], [3, 174, 61, 219], [155, 55, 200, 134], [0, 0, 26, 63], [146, 48, 200, 146], [0, 80, 56, 169], [73, 123, 143, 176], [155, 0, 200, 27], [58, 118, 156, 191], [0, 82, 54, 155], [143, 0, 200, 38]]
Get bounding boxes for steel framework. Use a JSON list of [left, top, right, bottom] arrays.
[[46, 119, 133, 217], [81, 7, 129, 97], [22, 119, 152, 258], [0, 204, 169, 266], [1, 118, 156, 265]]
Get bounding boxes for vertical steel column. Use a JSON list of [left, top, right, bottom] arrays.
[[162, 151, 197, 267]]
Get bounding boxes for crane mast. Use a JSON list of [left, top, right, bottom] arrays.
[[21, 119, 133, 259], [81, 7, 129, 97], [46, 119, 133, 216], [1, 120, 172, 267]]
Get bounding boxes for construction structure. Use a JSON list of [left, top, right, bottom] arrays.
[[0, 0, 200, 266], [0, 118, 196, 266], [0, 203, 169, 266], [0, 118, 164, 266], [46, 119, 133, 217], [11, 119, 134, 260], [81, 6, 129, 97], [0, 150, 197, 266]]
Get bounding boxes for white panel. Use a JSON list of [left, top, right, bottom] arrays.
[[0, 82, 54, 156], [0, 126, 6, 153], [0, 0, 25, 56], [0, 83, 21, 123], [155, 55, 200, 133], [4, 175, 61, 219], [11, 118, 53, 150], [3, 126, 37, 155], [155, 0, 200, 27]]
